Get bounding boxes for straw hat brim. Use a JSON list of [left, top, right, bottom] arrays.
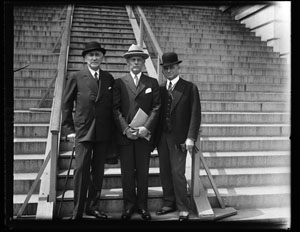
[[123, 52, 149, 59]]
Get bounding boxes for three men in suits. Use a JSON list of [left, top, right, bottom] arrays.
[[113, 44, 161, 220], [155, 52, 201, 221], [62, 41, 115, 219]]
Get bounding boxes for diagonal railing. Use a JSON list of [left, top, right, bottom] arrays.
[[16, 4, 73, 219]]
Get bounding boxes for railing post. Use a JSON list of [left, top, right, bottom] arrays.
[[49, 132, 59, 202], [139, 16, 144, 47]]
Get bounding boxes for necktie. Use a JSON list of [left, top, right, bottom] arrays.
[[94, 72, 99, 86], [167, 81, 172, 91], [134, 75, 139, 87]]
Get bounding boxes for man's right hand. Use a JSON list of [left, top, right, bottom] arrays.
[[67, 133, 76, 144], [125, 127, 138, 140]]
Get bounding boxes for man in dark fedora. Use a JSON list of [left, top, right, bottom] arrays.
[[113, 44, 161, 220], [154, 52, 201, 221], [62, 41, 115, 219]]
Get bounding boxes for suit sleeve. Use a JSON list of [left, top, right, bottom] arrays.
[[144, 79, 161, 133], [112, 78, 129, 133], [61, 74, 77, 136], [187, 83, 201, 140]]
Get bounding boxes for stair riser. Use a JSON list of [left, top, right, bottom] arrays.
[[56, 172, 289, 192], [14, 30, 61, 37], [14, 112, 51, 123], [14, 62, 57, 70], [70, 42, 132, 49], [200, 102, 289, 112], [14, 159, 44, 173], [14, 142, 46, 154], [67, 62, 127, 70], [13, 203, 37, 216], [57, 192, 290, 215], [14, 126, 49, 138], [201, 113, 290, 124], [14, 25, 62, 32], [14, 180, 40, 194], [199, 92, 289, 102], [71, 27, 133, 34], [14, 99, 52, 110], [201, 140, 290, 152], [70, 37, 136, 44], [14, 36, 60, 43], [14, 79, 54, 88], [14, 54, 59, 63], [14, 41, 56, 49], [14, 70, 57, 79], [201, 126, 290, 137], [185, 75, 287, 84], [71, 31, 135, 39], [14, 88, 54, 98], [72, 22, 132, 29]]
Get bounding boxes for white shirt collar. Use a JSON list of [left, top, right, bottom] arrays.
[[88, 66, 99, 78], [166, 75, 180, 89], [130, 71, 142, 80]]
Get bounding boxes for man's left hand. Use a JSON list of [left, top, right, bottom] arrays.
[[185, 138, 195, 153], [136, 126, 149, 138]]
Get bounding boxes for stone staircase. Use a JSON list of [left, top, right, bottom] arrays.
[[142, 5, 290, 223], [13, 4, 290, 225], [13, 5, 66, 216]]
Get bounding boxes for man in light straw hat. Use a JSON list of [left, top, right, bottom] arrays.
[[113, 44, 161, 220], [154, 52, 201, 221]]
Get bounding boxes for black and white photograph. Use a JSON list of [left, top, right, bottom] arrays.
[[4, 0, 292, 231]]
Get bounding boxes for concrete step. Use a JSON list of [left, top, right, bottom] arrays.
[[14, 25, 63, 32], [184, 74, 288, 84], [14, 30, 61, 37], [72, 13, 129, 21], [71, 26, 133, 34], [14, 110, 51, 123], [67, 61, 127, 70], [14, 35, 60, 43], [14, 138, 47, 154], [14, 41, 57, 50], [13, 194, 38, 216], [70, 36, 136, 44], [14, 53, 59, 63], [71, 22, 132, 30], [200, 124, 290, 137], [194, 83, 288, 93], [200, 101, 289, 112], [199, 92, 289, 102], [201, 112, 290, 124], [14, 77, 55, 87], [14, 154, 45, 173], [14, 69, 57, 79], [71, 31, 135, 39], [14, 123, 49, 138], [14, 99, 52, 110], [14, 87, 54, 98], [159, 42, 273, 52], [69, 41, 132, 50], [201, 151, 290, 168], [14, 62, 58, 70], [72, 17, 130, 25], [201, 136, 290, 152], [14, 173, 40, 194], [56, 165, 289, 191], [13, 47, 57, 55], [56, 184, 290, 214]]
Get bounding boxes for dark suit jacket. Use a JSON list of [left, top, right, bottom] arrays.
[[155, 77, 201, 146], [113, 73, 161, 146], [62, 66, 115, 142]]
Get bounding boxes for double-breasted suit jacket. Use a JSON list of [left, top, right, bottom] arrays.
[[62, 66, 115, 142], [61, 66, 115, 218]]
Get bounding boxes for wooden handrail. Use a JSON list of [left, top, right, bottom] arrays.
[[48, 4, 73, 203], [134, 6, 164, 84]]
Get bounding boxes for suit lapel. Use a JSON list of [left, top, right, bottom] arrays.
[[136, 74, 146, 98], [170, 78, 185, 113], [124, 74, 137, 95], [83, 67, 98, 94]]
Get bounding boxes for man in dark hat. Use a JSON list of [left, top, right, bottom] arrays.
[[113, 44, 161, 220], [154, 52, 201, 221], [62, 41, 115, 219]]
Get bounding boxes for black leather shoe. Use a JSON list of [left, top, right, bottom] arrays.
[[121, 208, 134, 220], [156, 207, 176, 215], [137, 209, 151, 220], [86, 210, 108, 219], [178, 214, 189, 221]]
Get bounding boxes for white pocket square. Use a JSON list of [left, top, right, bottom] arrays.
[[145, 88, 152, 94], [108, 86, 112, 90]]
